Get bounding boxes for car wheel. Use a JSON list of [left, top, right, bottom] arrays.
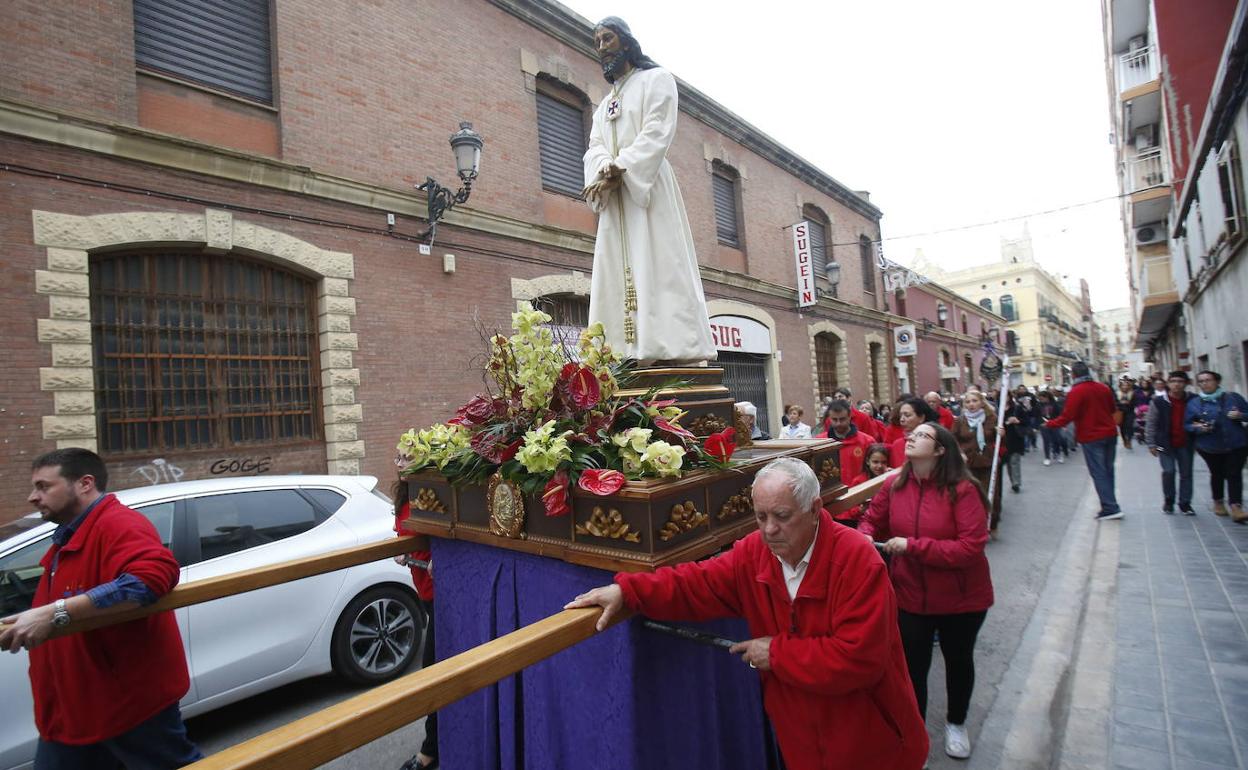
[[331, 585, 423, 685]]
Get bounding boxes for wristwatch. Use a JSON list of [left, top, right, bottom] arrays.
[[50, 599, 71, 628]]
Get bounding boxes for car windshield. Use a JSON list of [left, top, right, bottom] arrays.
[[0, 515, 46, 544]]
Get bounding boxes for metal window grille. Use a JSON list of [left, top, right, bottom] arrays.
[[869, 342, 884, 401], [133, 0, 273, 104], [814, 333, 840, 397], [536, 90, 588, 196], [1000, 295, 1016, 322], [859, 237, 874, 295], [719, 352, 770, 431], [712, 170, 740, 247], [535, 293, 590, 349], [90, 252, 322, 455]]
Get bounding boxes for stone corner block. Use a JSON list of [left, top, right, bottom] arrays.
[[324, 386, 356, 405], [57, 438, 99, 453], [322, 368, 361, 388], [326, 440, 366, 461], [46, 249, 89, 273], [323, 403, 363, 425], [323, 349, 354, 369], [318, 313, 353, 334], [37, 319, 91, 344], [40, 367, 94, 391], [205, 209, 234, 253], [42, 414, 97, 440], [319, 332, 359, 352], [51, 344, 94, 367], [327, 458, 361, 476], [323, 422, 359, 443], [320, 277, 350, 297], [35, 270, 90, 297], [49, 295, 91, 321], [317, 295, 357, 317], [54, 391, 97, 415]]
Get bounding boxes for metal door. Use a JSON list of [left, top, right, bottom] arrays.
[[718, 352, 771, 432]]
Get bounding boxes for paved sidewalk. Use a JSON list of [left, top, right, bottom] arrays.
[[1058, 446, 1248, 770]]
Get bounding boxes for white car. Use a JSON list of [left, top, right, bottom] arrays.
[[0, 475, 423, 770]]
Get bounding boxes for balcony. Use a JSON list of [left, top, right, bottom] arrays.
[[1134, 254, 1180, 346], [1117, 45, 1158, 93], [1126, 147, 1167, 193]]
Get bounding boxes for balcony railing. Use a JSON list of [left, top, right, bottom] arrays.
[[1126, 147, 1167, 193], [1117, 45, 1158, 92]]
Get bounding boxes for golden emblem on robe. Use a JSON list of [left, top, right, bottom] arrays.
[[487, 473, 527, 539]]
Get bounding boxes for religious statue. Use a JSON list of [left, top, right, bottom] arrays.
[[583, 17, 717, 365]]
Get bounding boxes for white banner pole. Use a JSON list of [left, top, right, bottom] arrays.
[[986, 355, 1010, 519]]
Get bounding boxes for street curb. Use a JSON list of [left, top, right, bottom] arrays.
[[985, 479, 1104, 769]]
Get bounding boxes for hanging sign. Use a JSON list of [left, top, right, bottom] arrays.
[[875, 243, 931, 292], [709, 315, 772, 354], [894, 324, 918, 357], [792, 221, 817, 308]]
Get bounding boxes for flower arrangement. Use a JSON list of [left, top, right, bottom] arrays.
[[397, 303, 736, 517]]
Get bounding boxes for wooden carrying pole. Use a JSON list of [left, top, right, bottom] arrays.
[[0, 536, 420, 636], [185, 606, 630, 770]]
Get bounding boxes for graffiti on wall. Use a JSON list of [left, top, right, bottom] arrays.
[[210, 456, 273, 476], [130, 458, 186, 486]]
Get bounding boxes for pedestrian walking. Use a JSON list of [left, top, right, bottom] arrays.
[[859, 423, 994, 763], [1036, 390, 1068, 465], [1003, 392, 1029, 493], [0, 449, 202, 769], [1044, 362, 1123, 521], [1145, 371, 1197, 515], [1116, 377, 1139, 450], [1185, 370, 1248, 522], [393, 477, 438, 770], [566, 457, 930, 770], [952, 390, 1004, 536]]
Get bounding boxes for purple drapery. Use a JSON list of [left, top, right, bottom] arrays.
[[432, 537, 770, 769]]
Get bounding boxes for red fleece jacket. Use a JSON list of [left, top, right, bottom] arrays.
[[1044, 379, 1119, 444], [30, 494, 189, 744], [616, 511, 928, 770]]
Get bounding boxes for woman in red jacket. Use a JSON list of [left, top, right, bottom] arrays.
[[859, 423, 994, 763], [888, 397, 941, 467]]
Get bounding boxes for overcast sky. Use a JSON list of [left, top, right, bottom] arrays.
[[561, 0, 1129, 311]]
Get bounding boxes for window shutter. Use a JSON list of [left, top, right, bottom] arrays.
[[713, 173, 739, 246], [536, 92, 588, 196], [133, 0, 273, 104], [806, 219, 827, 276], [860, 237, 875, 294]]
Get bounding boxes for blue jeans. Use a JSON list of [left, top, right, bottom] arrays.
[[1158, 444, 1195, 506], [35, 703, 202, 770], [1082, 437, 1120, 514], [1041, 427, 1068, 459]]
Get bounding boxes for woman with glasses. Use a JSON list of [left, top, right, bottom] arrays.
[[1185, 370, 1248, 522], [859, 423, 994, 763], [887, 396, 941, 467]]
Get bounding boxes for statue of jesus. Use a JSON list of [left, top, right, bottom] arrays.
[[582, 17, 717, 366]]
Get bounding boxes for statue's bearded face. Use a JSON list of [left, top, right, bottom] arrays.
[[594, 26, 628, 80]]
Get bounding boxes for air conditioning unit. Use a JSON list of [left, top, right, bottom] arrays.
[[1136, 224, 1166, 245], [1025, 362, 1038, 374], [1128, 34, 1147, 52], [1133, 124, 1156, 149]]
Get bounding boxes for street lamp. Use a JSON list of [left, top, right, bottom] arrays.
[[937, 303, 948, 326], [416, 121, 484, 244], [825, 260, 842, 287]]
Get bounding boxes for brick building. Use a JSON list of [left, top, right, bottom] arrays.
[[0, 0, 919, 523]]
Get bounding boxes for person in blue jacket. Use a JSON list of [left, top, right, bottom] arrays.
[[1185, 370, 1248, 523]]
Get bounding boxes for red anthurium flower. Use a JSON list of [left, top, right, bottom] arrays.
[[471, 432, 522, 464], [567, 366, 601, 410], [542, 470, 572, 517], [704, 427, 737, 463], [578, 469, 626, 496], [654, 417, 695, 443], [454, 394, 502, 428], [647, 398, 677, 409]]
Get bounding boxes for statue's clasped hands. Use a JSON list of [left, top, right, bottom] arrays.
[[583, 163, 625, 204]]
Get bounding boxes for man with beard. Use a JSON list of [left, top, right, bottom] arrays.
[[0, 449, 200, 768], [823, 400, 876, 525], [582, 17, 716, 365]]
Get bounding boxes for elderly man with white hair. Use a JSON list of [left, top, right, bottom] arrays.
[[735, 400, 770, 440], [566, 458, 928, 770]]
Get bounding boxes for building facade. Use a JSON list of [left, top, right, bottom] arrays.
[[915, 233, 1092, 389], [0, 0, 921, 522], [1094, 306, 1151, 379], [1102, 0, 1246, 388]]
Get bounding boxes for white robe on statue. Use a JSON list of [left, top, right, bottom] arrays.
[[584, 67, 717, 364]]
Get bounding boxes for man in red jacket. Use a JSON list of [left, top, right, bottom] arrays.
[[566, 457, 928, 770], [924, 392, 956, 430], [823, 400, 875, 525], [0, 449, 200, 769], [1043, 362, 1123, 520]]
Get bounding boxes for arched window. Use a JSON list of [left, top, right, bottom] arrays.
[[815, 332, 841, 396], [999, 294, 1017, 322], [803, 204, 831, 281], [90, 252, 321, 454], [979, 297, 993, 313], [535, 293, 590, 348]]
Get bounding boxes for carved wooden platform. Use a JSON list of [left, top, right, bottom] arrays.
[[402, 439, 846, 573]]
